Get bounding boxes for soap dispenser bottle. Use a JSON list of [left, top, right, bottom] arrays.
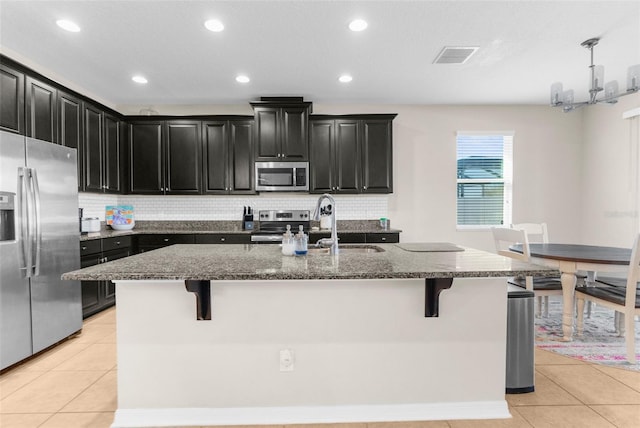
[[282, 225, 295, 256], [294, 225, 308, 256]]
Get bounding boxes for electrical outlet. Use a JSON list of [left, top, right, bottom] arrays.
[[279, 349, 294, 372]]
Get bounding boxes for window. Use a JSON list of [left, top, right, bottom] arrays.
[[456, 132, 513, 228]]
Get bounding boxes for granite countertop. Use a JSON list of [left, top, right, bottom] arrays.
[[62, 243, 558, 281], [80, 220, 402, 241]]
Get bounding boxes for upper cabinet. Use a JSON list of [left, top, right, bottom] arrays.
[[0, 63, 25, 134], [83, 103, 103, 192], [251, 97, 312, 161], [103, 113, 123, 193], [128, 120, 202, 195], [309, 114, 396, 194], [203, 119, 255, 194], [25, 76, 57, 143], [57, 90, 83, 189]]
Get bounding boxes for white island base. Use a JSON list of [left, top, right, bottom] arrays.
[[111, 277, 510, 428]]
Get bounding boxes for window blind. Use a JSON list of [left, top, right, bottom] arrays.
[[456, 133, 513, 228]]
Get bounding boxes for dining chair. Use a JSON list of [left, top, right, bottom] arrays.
[[492, 227, 563, 317], [512, 222, 590, 314], [575, 234, 640, 363]]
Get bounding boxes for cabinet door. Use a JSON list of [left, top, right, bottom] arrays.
[[0, 63, 25, 134], [102, 248, 130, 304], [165, 121, 201, 194], [361, 119, 393, 193], [334, 120, 360, 193], [83, 104, 103, 192], [103, 114, 122, 193], [309, 120, 334, 193], [203, 121, 228, 193], [129, 122, 163, 194], [254, 107, 279, 160], [25, 76, 57, 143], [229, 120, 255, 193], [57, 91, 83, 189], [281, 106, 308, 160], [80, 255, 102, 318]]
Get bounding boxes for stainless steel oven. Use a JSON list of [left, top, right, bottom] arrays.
[[255, 161, 309, 192], [251, 210, 310, 243]]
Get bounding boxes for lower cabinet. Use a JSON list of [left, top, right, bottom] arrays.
[[308, 232, 398, 244], [79, 236, 132, 318], [136, 234, 196, 252]]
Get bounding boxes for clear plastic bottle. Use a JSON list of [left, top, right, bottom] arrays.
[[294, 225, 308, 256], [282, 225, 295, 256]]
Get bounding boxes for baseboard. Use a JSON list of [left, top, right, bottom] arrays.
[[111, 401, 510, 427]]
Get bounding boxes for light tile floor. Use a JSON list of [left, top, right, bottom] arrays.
[[1, 306, 639, 428]]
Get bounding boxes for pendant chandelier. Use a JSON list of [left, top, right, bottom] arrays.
[[550, 37, 640, 112]]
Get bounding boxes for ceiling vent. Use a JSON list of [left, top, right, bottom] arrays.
[[433, 46, 479, 64]]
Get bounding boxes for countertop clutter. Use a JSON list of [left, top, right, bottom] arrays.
[[63, 242, 558, 282], [79, 220, 402, 241]]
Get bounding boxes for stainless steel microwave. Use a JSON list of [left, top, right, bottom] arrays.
[[255, 161, 309, 192]]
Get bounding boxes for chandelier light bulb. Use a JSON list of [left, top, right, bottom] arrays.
[[348, 19, 368, 32], [56, 19, 80, 32]]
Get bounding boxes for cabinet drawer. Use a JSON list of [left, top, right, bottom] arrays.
[[79, 239, 101, 256], [195, 234, 251, 244], [102, 235, 132, 252], [366, 233, 399, 243], [137, 234, 195, 246]]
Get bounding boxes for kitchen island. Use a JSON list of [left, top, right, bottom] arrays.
[[63, 243, 557, 428]]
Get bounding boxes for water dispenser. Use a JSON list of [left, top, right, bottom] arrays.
[[0, 192, 16, 241]]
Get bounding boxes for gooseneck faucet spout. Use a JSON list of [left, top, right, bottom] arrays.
[[313, 193, 339, 255]]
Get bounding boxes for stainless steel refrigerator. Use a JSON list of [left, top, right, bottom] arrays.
[[0, 130, 81, 370]]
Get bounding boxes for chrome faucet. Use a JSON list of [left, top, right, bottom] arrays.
[[313, 193, 339, 255]]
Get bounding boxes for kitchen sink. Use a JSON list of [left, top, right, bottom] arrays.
[[306, 245, 385, 255]]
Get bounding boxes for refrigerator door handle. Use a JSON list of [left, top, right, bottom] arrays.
[[31, 168, 42, 276], [17, 167, 31, 277]]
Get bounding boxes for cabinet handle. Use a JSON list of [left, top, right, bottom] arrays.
[[81, 246, 87, 250], [336, 186, 340, 190], [381, 237, 387, 241], [220, 237, 226, 242], [115, 241, 120, 245], [164, 238, 170, 242], [363, 186, 367, 190]]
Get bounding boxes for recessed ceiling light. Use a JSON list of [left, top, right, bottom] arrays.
[[132, 75, 148, 84], [338, 75, 353, 83], [204, 19, 224, 32], [348, 19, 368, 32], [56, 19, 80, 32], [236, 75, 250, 83]]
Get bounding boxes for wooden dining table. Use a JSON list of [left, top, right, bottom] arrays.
[[511, 243, 631, 341]]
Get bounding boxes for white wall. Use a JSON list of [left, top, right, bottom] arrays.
[[580, 94, 640, 247]]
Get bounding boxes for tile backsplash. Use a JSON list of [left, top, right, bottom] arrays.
[[79, 193, 388, 221]]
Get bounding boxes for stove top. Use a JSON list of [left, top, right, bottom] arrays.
[[251, 210, 310, 243]]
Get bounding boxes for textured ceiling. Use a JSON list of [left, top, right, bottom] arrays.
[[1, 1, 639, 109]]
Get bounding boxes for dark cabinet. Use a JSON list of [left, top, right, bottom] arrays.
[[25, 76, 57, 143], [309, 119, 360, 194], [82, 105, 124, 194], [57, 91, 83, 189], [0, 63, 24, 134], [136, 234, 196, 252], [203, 119, 255, 194], [129, 121, 163, 193], [165, 121, 201, 194], [83, 104, 103, 192], [194, 234, 251, 244], [79, 236, 131, 318], [361, 119, 393, 193], [129, 121, 201, 194], [103, 114, 122, 193], [309, 115, 395, 194], [251, 101, 311, 161], [308, 232, 398, 244]]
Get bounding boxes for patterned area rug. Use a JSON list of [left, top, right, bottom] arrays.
[[535, 296, 640, 371]]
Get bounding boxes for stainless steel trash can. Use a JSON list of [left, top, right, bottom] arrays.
[[506, 284, 535, 394]]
